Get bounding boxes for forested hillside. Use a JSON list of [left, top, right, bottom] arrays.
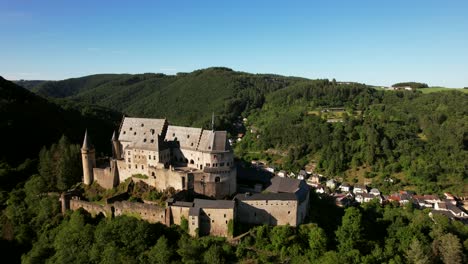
[[236, 80, 468, 195], [17, 69, 468, 195], [0, 77, 121, 165], [2, 70, 467, 263], [21, 68, 303, 129]]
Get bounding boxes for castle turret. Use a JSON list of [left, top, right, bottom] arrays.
[[111, 131, 121, 159], [81, 130, 96, 185]]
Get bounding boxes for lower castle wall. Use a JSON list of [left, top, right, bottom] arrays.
[[170, 205, 190, 225], [93, 167, 117, 189], [113, 201, 168, 225], [296, 192, 310, 225], [69, 199, 112, 217], [236, 199, 298, 226], [199, 207, 234, 237]]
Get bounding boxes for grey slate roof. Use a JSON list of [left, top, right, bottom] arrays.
[[82, 130, 93, 150], [118, 117, 167, 151], [266, 176, 301, 193], [234, 192, 297, 201], [189, 207, 200, 216], [193, 198, 235, 209], [198, 130, 229, 152], [172, 201, 194, 207], [165, 125, 203, 150], [265, 176, 310, 203]]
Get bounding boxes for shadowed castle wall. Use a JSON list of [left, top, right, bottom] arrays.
[[69, 198, 112, 217], [236, 199, 298, 226], [113, 201, 168, 225]]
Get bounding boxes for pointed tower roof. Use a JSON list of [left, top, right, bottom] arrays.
[[111, 131, 117, 141], [82, 130, 93, 150]]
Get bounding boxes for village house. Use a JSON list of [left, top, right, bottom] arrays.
[[355, 193, 383, 204], [334, 193, 353, 207], [298, 170, 308, 180], [313, 184, 326, 194], [339, 183, 351, 193], [353, 184, 367, 194], [326, 179, 337, 190], [369, 188, 380, 196], [308, 174, 321, 184], [277, 170, 287, 178]]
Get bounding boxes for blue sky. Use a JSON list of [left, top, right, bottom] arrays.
[[1, 0, 467, 87]]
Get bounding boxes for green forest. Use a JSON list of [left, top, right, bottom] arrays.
[[1, 69, 468, 263], [236, 80, 467, 195], [392, 82, 429, 88]]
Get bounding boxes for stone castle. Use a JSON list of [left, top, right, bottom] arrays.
[[73, 116, 310, 237], [82, 117, 237, 199]]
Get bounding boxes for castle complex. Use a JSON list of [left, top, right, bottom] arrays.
[[74, 116, 310, 237], [82, 117, 237, 199]]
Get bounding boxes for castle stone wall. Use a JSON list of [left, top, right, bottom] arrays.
[[236, 199, 298, 226], [194, 168, 236, 198], [170, 205, 191, 226], [93, 167, 117, 189], [296, 192, 310, 225], [189, 214, 199, 237], [198, 207, 234, 237], [113, 201, 168, 225], [69, 198, 112, 217]]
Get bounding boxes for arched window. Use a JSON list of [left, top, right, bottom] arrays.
[[151, 172, 155, 176], [215, 177, 220, 183], [190, 159, 194, 164]]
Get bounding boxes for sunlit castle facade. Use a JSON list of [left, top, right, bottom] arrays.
[[82, 117, 237, 199]]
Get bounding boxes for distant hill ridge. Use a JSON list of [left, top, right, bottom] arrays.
[[0, 76, 121, 164], [16, 68, 309, 128]]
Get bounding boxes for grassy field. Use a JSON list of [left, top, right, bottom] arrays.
[[417, 87, 468, 93]]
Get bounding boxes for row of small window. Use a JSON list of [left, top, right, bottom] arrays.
[[128, 153, 169, 162], [249, 202, 290, 206], [122, 131, 138, 136], [205, 162, 230, 168], [172, 133, 191, 139], [128, 164, 145, 170], [143, 138, 155, 143], [253, 211, 290, 216], [207, 213, 227, 218]]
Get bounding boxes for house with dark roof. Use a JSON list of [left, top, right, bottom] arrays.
[[234, 176, 310, 226]]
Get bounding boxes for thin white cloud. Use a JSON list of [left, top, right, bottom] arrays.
[[86, 47, 101, 52]]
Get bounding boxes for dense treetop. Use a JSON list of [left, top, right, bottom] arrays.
[[392, 82, 429, 88]]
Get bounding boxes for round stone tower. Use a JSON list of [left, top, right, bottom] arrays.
[[81, 130, 96, 185], [111, 131, 121, 159]]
